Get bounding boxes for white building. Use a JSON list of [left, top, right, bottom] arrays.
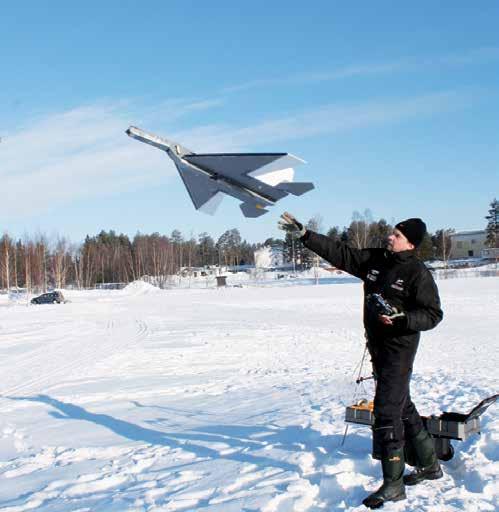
[[450, 230, 487, 259]]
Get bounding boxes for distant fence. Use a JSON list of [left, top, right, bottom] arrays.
[[433, 269, 499, 279], [94, 283, 128, 290], [2, 269, 497, 296]]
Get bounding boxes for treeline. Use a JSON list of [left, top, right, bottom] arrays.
[[0, 208, 472, 291], [0, 229, 259, 291]]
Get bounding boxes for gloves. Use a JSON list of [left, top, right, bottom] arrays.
[[278, 212, 307, 237]]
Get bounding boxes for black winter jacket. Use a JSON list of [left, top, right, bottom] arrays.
[[301, 231, 443, 354]]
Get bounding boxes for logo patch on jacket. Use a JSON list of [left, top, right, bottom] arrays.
[[391, 278, 404, 291], [367, 269, 379, 282]]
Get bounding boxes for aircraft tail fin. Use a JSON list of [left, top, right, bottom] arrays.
[[275, 181, 315, 196], [240, 202, 269, 218]]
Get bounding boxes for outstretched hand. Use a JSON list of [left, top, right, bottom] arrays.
[[278, 212, 307, 237]]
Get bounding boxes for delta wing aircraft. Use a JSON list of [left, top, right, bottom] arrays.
[[126, 126, 314, 217]]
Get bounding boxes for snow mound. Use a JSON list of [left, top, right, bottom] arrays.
[[301, 267, 348, 278], [0, 293, 10, 307], [122, 280, 161, 295]]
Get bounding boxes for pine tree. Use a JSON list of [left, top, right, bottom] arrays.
[[368, 219, 392, 248], [326, 226, 340, 240], [283, 232, 303, 270], [198, 232, 216, 266], [216, 229, 243, 267], [282, 232, 294, 264], [485, 198, 498, 248], [432, 229, 454, 263], [301, 216, 323, 268], [417, 232, 434, 261]]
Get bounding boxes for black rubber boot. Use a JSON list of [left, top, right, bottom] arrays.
[[362, 449, 406, 509], [403, 429, 443, 486]]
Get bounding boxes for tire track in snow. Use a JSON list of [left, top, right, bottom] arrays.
[[0, 322, 97, 383], [0, 313, 150, 409]]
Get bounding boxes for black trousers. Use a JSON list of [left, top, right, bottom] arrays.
[[368, 338, 424, 458]]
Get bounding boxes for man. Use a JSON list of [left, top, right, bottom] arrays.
[[278, 212, 444, 509]]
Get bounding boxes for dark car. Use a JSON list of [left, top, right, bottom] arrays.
[[30, 291, 67, 305]]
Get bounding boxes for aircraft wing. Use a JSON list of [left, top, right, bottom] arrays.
[[174, 157, 274, 217], [182, 153, 313, 217]]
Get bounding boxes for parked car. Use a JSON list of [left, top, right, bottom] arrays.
[[30, 291, 67, 305]]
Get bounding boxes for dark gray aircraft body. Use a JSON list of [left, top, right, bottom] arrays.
[[126, 126, 314, 217]]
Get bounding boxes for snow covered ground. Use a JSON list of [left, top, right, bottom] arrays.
[[0, 277, 497, 511]]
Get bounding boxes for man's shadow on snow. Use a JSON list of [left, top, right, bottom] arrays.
[[7, 394, 371, 506]]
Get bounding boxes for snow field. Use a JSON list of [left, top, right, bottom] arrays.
[[0, 278, 497, 511]]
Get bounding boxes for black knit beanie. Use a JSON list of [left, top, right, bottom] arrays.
[[395, 218, 427, 248]]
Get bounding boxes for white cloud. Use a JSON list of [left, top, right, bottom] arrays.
[[222, 47, 499, 93], [175, 90, 475, 152], [0, 104, 172, 217], [138, 97, 225, 123]]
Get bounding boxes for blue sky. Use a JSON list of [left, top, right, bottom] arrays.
[[1, 1, 498, 244]]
